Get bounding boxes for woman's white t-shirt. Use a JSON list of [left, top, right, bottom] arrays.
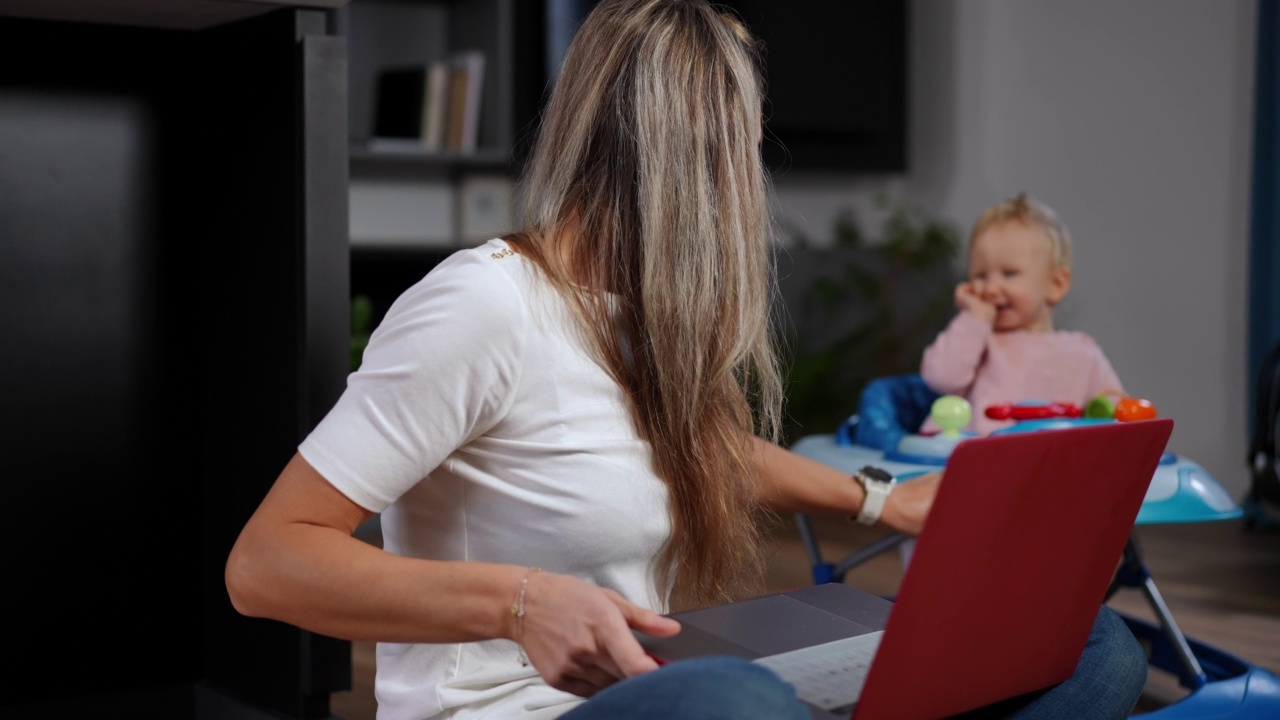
[[299, 239, 671, 720]]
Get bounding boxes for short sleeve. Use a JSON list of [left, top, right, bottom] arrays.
[[299, 250, 529, 512]]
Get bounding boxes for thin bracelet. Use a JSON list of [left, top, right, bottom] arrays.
[[510, 566, 543, 666]]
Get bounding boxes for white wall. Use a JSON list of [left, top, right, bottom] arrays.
[[773, 0, 1258, 498]]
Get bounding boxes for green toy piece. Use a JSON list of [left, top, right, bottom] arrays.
[[1085, 394, 1117, 419], [931, 395, 972, 438]]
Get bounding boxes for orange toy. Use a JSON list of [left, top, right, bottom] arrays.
[[1114, 396, 1158, 422]]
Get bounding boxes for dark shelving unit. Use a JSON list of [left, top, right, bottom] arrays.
[[339, 0, 546, 166], [0, 2, 352, 718], [340, 0, 547, 313]]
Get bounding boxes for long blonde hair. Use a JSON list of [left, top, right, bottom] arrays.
[[508, 0, 783, 610]]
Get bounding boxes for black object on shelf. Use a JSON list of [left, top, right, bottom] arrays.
[[374, 65, 429, 139]]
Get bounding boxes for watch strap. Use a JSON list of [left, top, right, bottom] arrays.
[[853, 465, 894, 525]]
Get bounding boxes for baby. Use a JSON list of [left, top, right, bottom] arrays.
[[919, 193, 1124, 436]]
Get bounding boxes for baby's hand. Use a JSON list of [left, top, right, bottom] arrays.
[[955, 282, 997, 325]]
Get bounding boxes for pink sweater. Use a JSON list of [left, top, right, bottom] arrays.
[[919, 311, 1125, 436]]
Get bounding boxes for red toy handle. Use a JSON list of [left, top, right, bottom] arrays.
[[985, 402, 1082, 420]]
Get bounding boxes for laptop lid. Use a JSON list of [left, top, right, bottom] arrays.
[[853, 418, 1173, 719], [638, 418, 1172, 720]]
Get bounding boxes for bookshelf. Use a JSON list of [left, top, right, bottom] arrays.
[[339, 0, 548, 325], [339, 0, 545, 244]]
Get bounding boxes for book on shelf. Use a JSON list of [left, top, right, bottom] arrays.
[[369, 50, 485, 156], [446, 50, 485, 154], [421, 61, 450, 152]]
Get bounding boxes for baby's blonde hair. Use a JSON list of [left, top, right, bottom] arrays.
[[970, 192, 1073, 270]]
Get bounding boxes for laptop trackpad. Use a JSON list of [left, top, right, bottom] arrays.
[[678, 594, 879, 656]]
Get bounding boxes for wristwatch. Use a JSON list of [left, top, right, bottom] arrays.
[[852, 465, 895, 526]]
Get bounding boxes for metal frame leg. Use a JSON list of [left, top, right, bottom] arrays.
[[1109, 533, 1207, 688], [795, 512, 907, 585], [794, 512, 838, 584], [833, 532, 908, 581]]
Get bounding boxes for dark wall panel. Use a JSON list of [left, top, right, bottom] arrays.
[[0, 26, 202, 707], [0, 9, 349, 719]]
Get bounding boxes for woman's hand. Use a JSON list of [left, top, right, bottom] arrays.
[[879, 471, 941, 536], [518, 572, 681, 697]]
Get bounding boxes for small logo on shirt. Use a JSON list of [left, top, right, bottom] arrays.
[[490, 247, 515, 260]]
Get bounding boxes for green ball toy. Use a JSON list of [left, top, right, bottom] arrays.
[[931, 395, 972, 438], [1085, 395, 1117, 419]]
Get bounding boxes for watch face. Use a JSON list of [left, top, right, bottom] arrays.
[[860, 466, 893, 483]]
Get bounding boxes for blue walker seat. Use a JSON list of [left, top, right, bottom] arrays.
[[836, 373, 940, 452], [791, 374, 1280, 719]]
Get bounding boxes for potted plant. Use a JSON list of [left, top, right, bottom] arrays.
[[776, 196, 962, 444]]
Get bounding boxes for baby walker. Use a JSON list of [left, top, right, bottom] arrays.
[[788, 375, 1280, 719]]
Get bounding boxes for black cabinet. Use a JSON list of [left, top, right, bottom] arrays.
[[0, 3, 351, 718]]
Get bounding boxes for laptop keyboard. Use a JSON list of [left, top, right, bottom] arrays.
[[751, 631, 884, 712]]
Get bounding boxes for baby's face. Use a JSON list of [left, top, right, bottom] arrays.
[[967, 221, 1067, 333]]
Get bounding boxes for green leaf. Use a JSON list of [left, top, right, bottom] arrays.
[[352, 294, 374, 333]]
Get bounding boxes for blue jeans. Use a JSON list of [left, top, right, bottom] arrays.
[[559, 606, 1146, 720]]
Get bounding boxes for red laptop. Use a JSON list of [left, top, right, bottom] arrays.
[[638, 419, 1173, 720]]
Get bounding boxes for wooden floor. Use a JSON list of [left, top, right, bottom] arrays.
[[331, 514, 1280, 719]]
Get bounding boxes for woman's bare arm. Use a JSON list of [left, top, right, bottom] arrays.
[[225, 452, 526, 643], [224, 452, 678, 697], [750, 437, 939, 536]]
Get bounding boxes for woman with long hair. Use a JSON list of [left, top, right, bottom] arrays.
[[225, 2, 1145, 718]]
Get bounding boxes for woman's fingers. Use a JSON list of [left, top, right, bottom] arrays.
[[599, 589, 676, 675], [552, 671, 616, 696], [554, 677, 604, 698], [548, 661, 618, 697], [551, 653, 637, 696], [520, 573, 670, 695], [609, 589, 681, 638], [569, 663, 622, 691]]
